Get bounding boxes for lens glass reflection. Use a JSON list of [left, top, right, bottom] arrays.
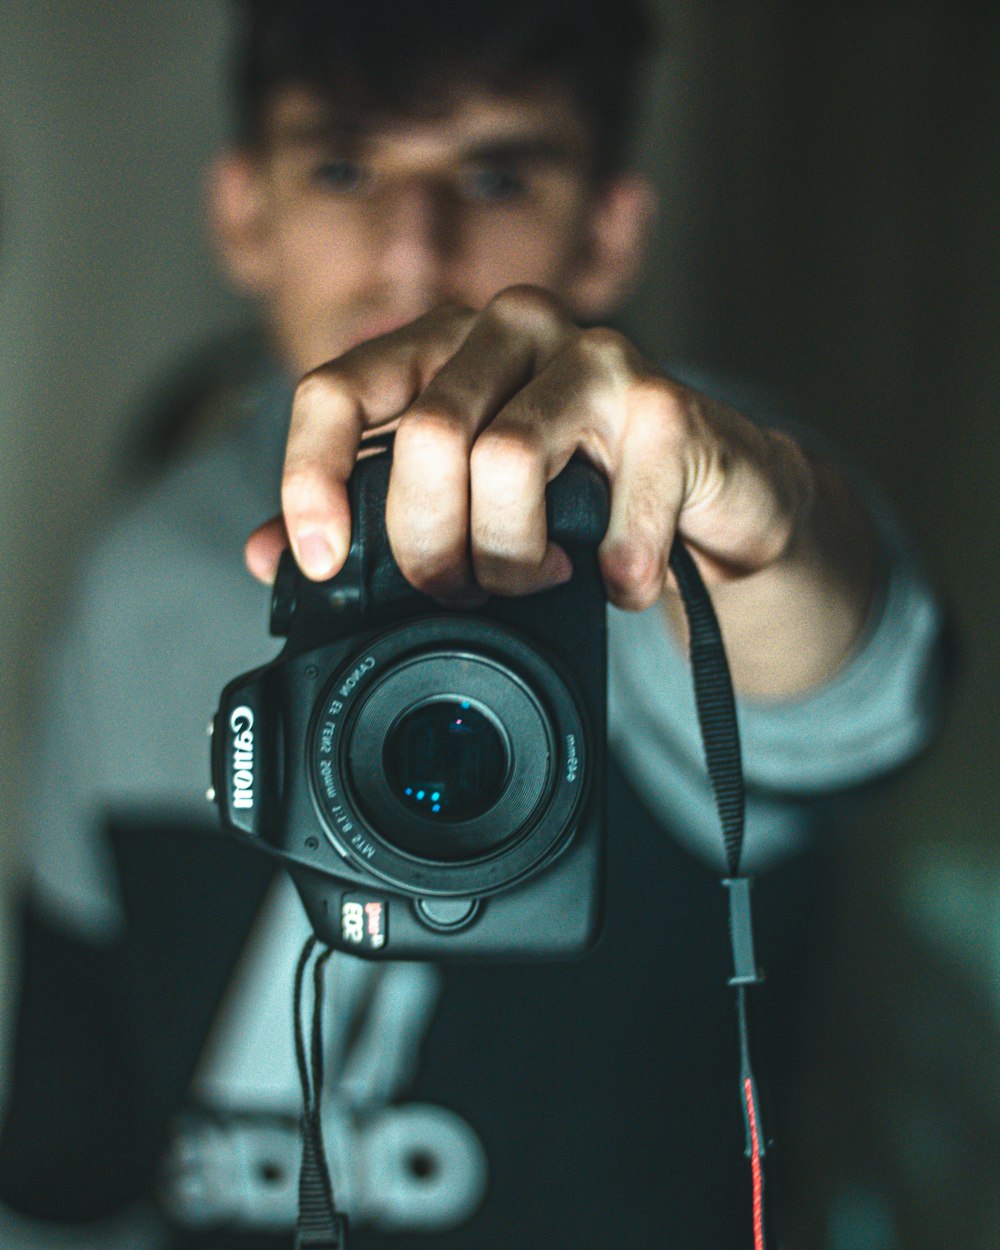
[[384, 699, 507, 822]]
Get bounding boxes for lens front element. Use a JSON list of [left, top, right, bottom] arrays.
[[384, 698, 508, 823]]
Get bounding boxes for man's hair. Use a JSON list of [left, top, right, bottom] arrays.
[[234, 0, 655, 177]]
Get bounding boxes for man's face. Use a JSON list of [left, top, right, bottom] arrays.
[[213, 86, 649, 376]]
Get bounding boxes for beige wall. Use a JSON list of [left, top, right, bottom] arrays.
[[1, 4, 997, 1244], [0, 3, 245, 757], [0, 0, 245, 1076]]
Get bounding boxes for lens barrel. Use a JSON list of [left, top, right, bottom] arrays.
[[309, 617, 588, 897]]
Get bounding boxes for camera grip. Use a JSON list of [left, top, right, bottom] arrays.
[[271, 452, 609, 638]]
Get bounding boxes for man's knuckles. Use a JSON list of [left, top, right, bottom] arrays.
[[281, 461, 341, 521], [291, 359, 359, 418], [390, 525, 471, 594], [570, 325, 636, 374], [469, 422, 545, 494], [486, 284, 571, 340], [394, 404, 472, 460], [598, 539, 666, 610]]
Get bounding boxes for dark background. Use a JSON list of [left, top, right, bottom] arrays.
[[1, 4, 997, 1246]]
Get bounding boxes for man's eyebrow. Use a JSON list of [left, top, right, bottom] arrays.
[[266, 119, 367, 151], [268, 123, 588, 168], [460, 137, 589, 168]]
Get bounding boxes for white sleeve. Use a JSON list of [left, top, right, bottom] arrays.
[[24, 430, 279, 944], [22, 579, 127, 943], [607, 500, 946, 873]]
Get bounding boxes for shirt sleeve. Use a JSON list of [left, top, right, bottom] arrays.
[[21, 576, 126, 942], [23, 424, 279, 944]]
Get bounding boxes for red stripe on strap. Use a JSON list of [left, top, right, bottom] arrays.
[[744, 1075, 765, 1250]]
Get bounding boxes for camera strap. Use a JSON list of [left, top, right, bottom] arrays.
[[669, 538, 772, 1250], [292, 937, 349, 1250], [285, 532, 770, 1250]]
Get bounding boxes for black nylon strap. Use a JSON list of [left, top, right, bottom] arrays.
[[293, 939, 348, 1250], [667, 538, 772, 1247], [667, 539, 746, 877]]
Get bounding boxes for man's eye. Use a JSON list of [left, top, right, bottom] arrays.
[[312, 159, 367, 193], [464, 168, 528, 204]]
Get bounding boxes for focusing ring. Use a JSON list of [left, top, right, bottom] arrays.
[[308, 616, 589, 897]]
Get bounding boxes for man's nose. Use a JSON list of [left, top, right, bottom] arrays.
[[376, 179, 453, 297]]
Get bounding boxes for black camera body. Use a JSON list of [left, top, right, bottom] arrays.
[[212, 449, 608, 959]]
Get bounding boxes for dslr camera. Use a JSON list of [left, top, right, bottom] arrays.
[[212, 446, 607, 959]]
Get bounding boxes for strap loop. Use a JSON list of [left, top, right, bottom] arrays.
[[723, 877, 764, 987]]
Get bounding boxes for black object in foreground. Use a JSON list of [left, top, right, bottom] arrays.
[[212, 446, 608, 959]]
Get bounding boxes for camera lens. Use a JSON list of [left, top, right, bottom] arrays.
[[384, 698, 508, 822], [313, 621, 589, 892]]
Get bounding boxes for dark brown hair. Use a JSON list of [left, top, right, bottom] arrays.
[[234, 0, 654, 176]]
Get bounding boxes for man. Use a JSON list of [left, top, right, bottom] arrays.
[[0, 2, 944, 1247]]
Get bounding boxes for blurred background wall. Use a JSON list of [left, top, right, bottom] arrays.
[[0, 3, 996, 1246]]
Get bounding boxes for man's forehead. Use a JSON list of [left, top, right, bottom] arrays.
[[261, 85, 594, 165]]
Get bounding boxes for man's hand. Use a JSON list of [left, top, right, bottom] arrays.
[[246, 285, 875, 697]]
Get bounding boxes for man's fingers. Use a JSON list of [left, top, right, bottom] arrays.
[[465, 344, 610, 596], [468, 420, 575, 595], [674, 401, 813, 575], [245, 514, 289, 585], [467, 326, 645, 597], [282, 305, 476, 580], [598, 379, 687, 609], [384, 290, 572, 600], [277, 288, 809, 607], [599, 388, 815, 602]]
